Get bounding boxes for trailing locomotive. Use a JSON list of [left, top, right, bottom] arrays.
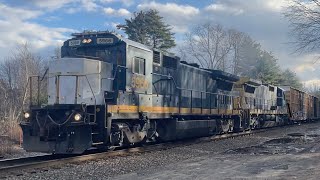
[[20, 31, 320, 154]]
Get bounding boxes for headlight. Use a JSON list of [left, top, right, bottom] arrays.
[[74, 113, 81, 121], [24, 112, 30, 119], [82, 39, 92, 43]]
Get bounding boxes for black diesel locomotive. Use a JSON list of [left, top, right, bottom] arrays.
[[20, 31, 320, 154]]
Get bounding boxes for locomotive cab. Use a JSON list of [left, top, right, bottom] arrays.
[[20, 57, 114, 154], [20, 32, 124, 154], [20, 31, 157, 154]]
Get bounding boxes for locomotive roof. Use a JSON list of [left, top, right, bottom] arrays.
[[210, 70, 240, 82], [179, 62, 239, 82], [71, 31, 151, 52], [70, 31, 237, 83], [236, 77, 262, 86]]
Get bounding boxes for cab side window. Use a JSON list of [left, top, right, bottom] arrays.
[[133, 57, 145, 75]]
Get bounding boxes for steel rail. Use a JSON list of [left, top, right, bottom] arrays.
[[0, 154, 61, 168]]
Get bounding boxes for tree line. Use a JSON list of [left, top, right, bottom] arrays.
[[118, 9, 302, 89], [0, 44, 46, 140], [284, 0, 320, 96]]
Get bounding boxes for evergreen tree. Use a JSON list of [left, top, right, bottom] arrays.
[[237, 36, 263, 76], [117, 10, 176, 50], [238, 37, 281, 85], [252, 51, 281, 85], [278, 69, 302, 89]]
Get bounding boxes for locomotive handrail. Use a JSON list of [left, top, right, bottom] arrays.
[[21, 75, 46, 120], [151, 72, 239, 113], [21, 77, 31, 115], [108, 65, 127, 81], [151, 73, 282, 110], [101, 65, 128, 93], [54, 74, 97, 123], [25, 74, 97, 124], [84, 75, 97, 124], [73, 53, 104, 61], [40, 68, 49, 81], [151, 72, 238, 96], [27, 75, 42, 107]]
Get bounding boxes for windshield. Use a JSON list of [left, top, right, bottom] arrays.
[[62, 45, 125, 65], [75, 47, 113, 62]]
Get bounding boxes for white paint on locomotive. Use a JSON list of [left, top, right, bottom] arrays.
[[47, 58, 113, 105]]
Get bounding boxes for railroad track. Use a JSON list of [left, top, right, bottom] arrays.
[[0, 127, 279, 178]]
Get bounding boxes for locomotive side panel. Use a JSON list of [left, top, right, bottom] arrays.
[[126, 45, 153, 94]]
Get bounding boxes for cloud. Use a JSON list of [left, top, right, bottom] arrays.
[[137, 1, 199, 33], [30, 0, 74, 10], [118, 8, 130, 16], [295, 64, 316, 73], [64, 0, 100, 13], [43, 16, 61, 22], [104, 21, 122, 33], [30, 0, 99, 12], [205, 0, 289, 15], [104, 7, 115, 14], [0, 3, 75, 58], [100, 0, 135, 7], [136, 0, 317, 84], [0, 3, 42, 20], [103, 7, 130, 17], [201, 1, 291, 65], [137, 1, 199, 17], [1, 0, 318, 85], [0, 19, 74, 56], [265, 0, 291, 11], [205, 3, 244, 15], [293, 54, 319, 74], [100, 0, 114, 2], [81, 0, 99, 12], [302, 79, 320, 88], [267, 52, 320, 84]]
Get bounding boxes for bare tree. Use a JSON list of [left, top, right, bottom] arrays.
[[53, 46, 61, 60], [285, 0, 320, 53], [228, 29, 246, 74], [180, 23, 248, 73], [0, 43, 46, 140], [306, 82, 320, 96], [183, 23, 233, 70]]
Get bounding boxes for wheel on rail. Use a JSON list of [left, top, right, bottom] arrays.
[[107, 146, 116, 151]]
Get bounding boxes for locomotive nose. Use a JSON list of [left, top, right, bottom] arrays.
[[20, 107, 93, 154]]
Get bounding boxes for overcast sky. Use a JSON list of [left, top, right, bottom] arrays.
[[0, 0, 319, 86]]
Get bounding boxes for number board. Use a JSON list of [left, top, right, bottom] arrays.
[[97, 38, 114, 44], [69, 40, 81, 46]]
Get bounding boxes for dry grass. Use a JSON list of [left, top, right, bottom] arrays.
[[0, 137, 14, 157], [0, 121, 22, 157]]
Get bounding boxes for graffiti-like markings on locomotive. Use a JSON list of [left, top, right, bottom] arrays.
[[131, 74, 149, 90]]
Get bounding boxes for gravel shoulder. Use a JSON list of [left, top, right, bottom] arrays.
[[0, 140, 46, 160], [6, 122, 320, 180]]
